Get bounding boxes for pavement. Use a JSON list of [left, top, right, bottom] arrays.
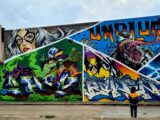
[[0, 104, 159, 120]]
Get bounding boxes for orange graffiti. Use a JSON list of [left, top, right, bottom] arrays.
[[130, 29, 135, 38], [115, 29, 126, 36], [104, 32, 114, 42], [139, 28, 149, 36], [90, 32, 101, 40], [152, 25, 160, 35], [115, 62, 140, 80]]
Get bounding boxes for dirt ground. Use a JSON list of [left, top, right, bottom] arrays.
[[0, 104, 159, 120]]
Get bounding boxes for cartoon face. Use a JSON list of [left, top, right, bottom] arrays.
[[16, 29, 36, 53], [69, 65, 79, 76], [89, 58, 98, 74]]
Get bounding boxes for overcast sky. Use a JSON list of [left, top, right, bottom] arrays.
[[0, 0, 159, 30]]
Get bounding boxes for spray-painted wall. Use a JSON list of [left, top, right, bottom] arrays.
[[0, 16, 160, 102]]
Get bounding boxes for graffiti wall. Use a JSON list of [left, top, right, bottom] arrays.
[[4, 22, 97, 60], [1, 39, 82, 101], [139, 54, 160, 81], [69, 15, 160, 102], [70, 16, 160, 70], [0, 15, 160, 102], [83, 48, 160, 102]]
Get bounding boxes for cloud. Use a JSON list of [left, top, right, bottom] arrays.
[[0, 0, 159, 29], [75, 0, 160, 22]]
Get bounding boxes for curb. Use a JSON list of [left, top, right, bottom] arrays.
[[0, 101, 160, 106]]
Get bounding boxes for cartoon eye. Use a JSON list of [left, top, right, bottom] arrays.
[[89, 64, 92, 67], [16, 37, 23, 45], [94, 63, 98, 68], [88, 64, 93, 70], [25, 33, 34, 42]]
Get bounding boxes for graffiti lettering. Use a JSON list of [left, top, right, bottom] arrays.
[[84, 76, 160, 101], [89, 18, 160, 42]]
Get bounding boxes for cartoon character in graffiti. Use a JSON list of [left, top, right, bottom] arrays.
[[85, 48, 121, 78], [41, 47, 66, 93], [42, 47, 66, 76], [84, 48, 123, 100], [41, 47, 81, 97], [7, 27, 74, 58], [111, 32, 160, 70]]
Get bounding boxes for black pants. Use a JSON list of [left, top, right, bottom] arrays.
[[130, 104, 137, 118]]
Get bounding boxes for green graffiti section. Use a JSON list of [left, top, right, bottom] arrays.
[[0, 39, 82, 102]]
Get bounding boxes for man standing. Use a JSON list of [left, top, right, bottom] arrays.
[[128, 86, 139, 118]]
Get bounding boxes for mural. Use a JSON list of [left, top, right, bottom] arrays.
[[0, 39, 82, 101], [4, 22, 97, 60], [70, 16, 160, 70], [0, 15, 160, 102], [139, 54, 160, 81], [84, 48, 160, 102]]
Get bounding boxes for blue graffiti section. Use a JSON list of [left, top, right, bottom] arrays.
[[70, 16, 160, 70], [84, 72, 160, 102], [139, 54, 160, 81], [70, 16, 160, 55], [84, 48, 160, 102]]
